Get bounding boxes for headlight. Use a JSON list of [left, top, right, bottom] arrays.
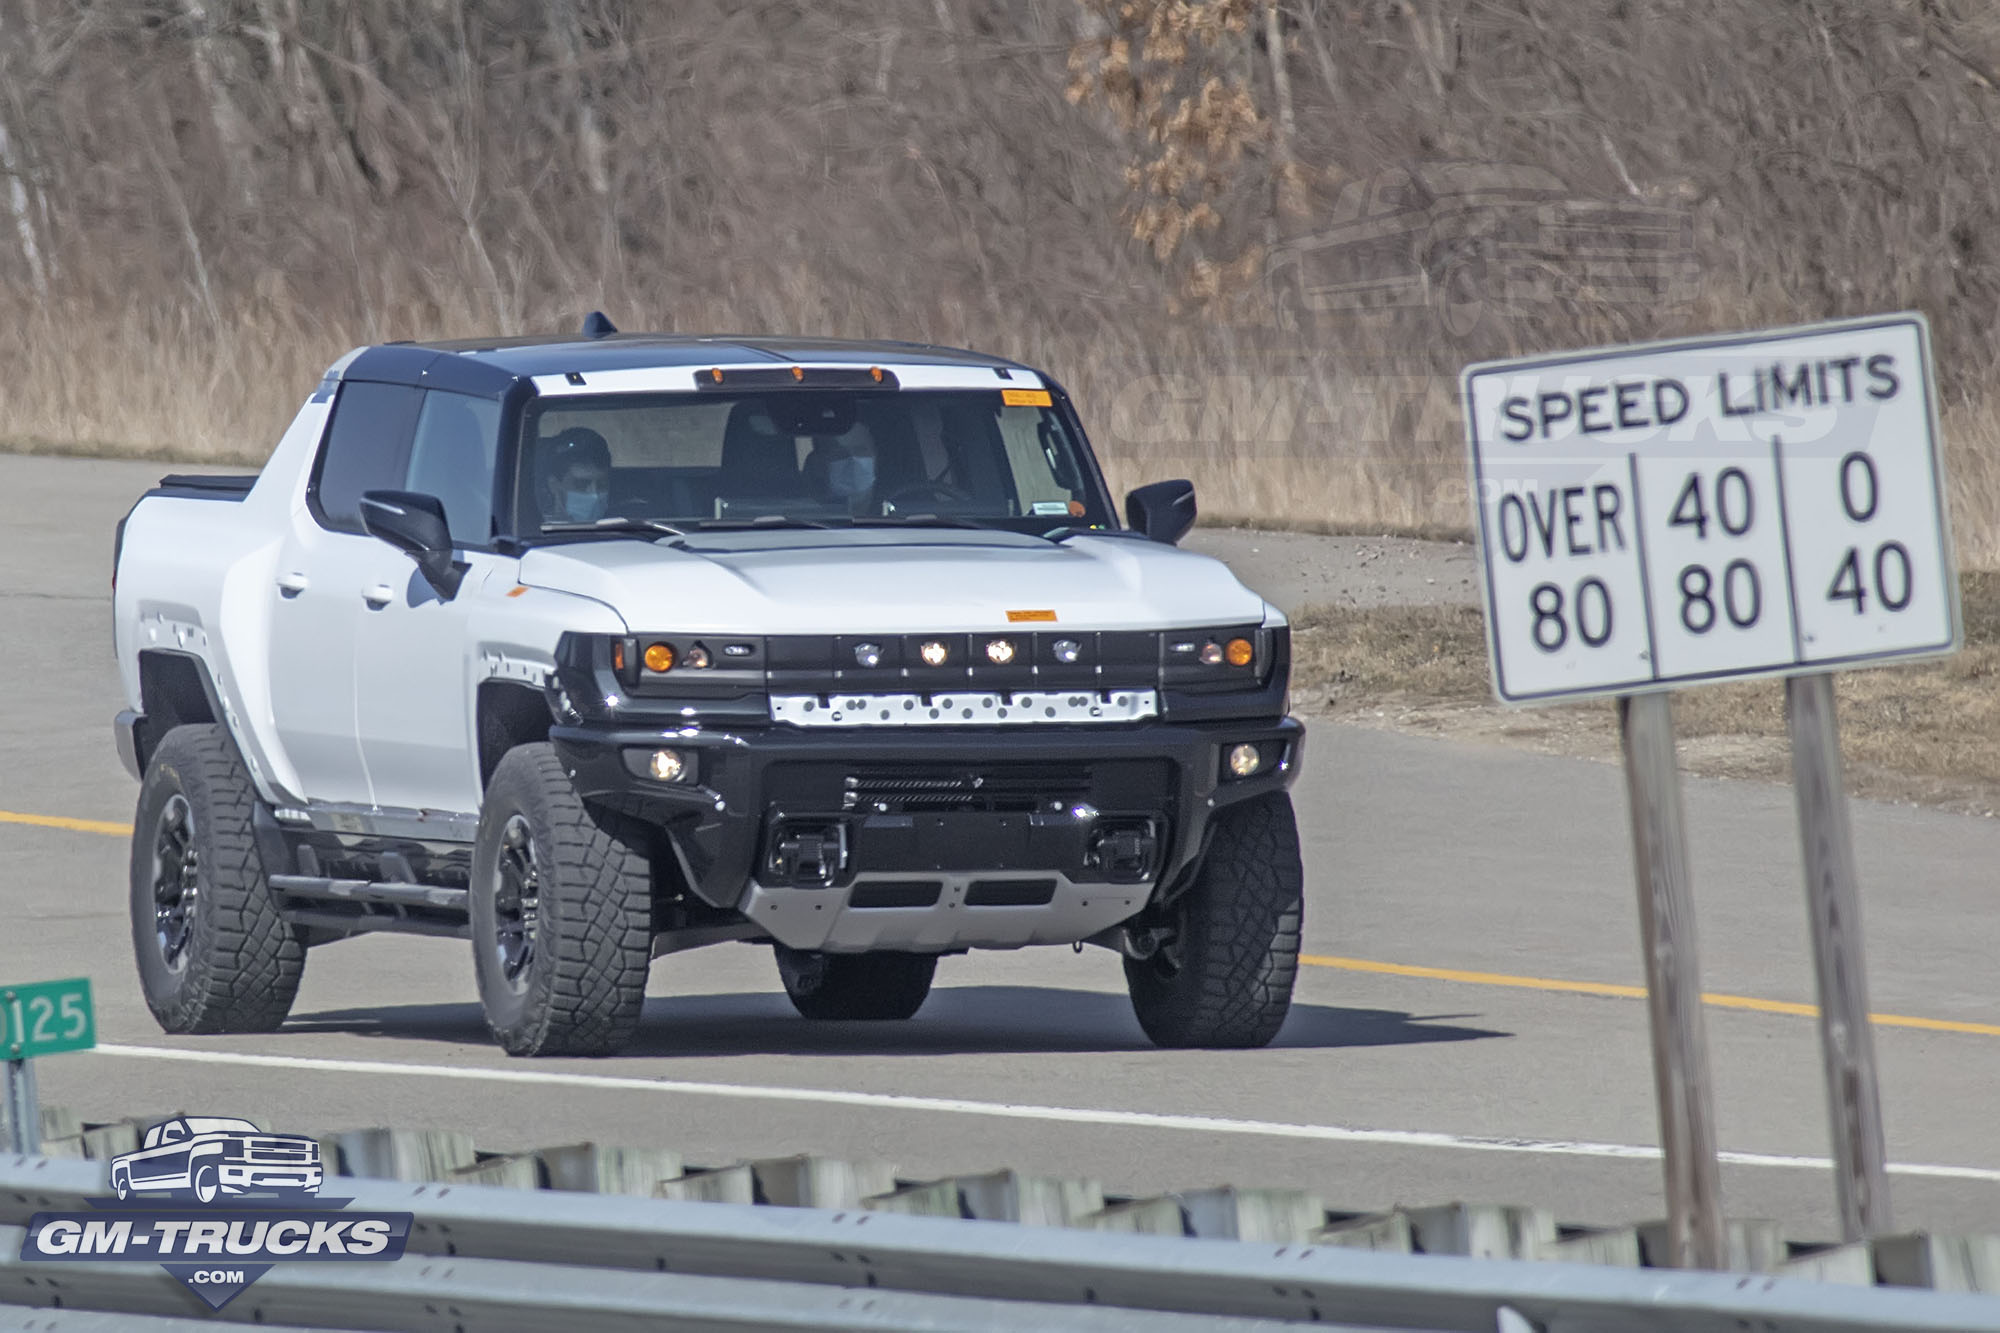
[[1163, 625, 1269, 688]]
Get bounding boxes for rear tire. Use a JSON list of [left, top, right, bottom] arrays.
[[470, 744, 653, 1056], [775, 947, 937, 1020], [1125, 792, 1303, 1048], [130, 724, 304, 1034]]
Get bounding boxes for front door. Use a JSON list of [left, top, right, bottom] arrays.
[[353, 389, 510, 814]]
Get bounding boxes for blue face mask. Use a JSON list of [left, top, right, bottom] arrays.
[[563, 489, 608, 523], [827, 456, 875, 498]]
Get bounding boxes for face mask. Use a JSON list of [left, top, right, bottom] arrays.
[[563, 489, 608, 523], [827, 456, 875, 498]]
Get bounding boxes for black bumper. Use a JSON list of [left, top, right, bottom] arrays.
[[549, 716, 1304, 910]]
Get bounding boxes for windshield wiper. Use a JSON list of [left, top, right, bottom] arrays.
[[846, 515, 992, 530], [694, 516, 834, 531], [1041, 526, 1147, 543], [540, 517, 691, 542]]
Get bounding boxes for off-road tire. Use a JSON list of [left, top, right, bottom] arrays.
[[774, 946, 937, 1020], [130, 724, 305, 1034], [471, 744, 653, 1056], [1125, 792, 1303, 1048]]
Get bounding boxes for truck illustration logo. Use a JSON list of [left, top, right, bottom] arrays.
[[24, 1114, 404, 1312], [1265, 160, 1698, 342], [108, 1115, 324, 1204]]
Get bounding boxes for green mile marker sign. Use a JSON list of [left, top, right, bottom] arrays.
[[1, 978, 96, 1059]]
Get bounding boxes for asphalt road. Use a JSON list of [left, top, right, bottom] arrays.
[[6, 452, 1999, 1239]]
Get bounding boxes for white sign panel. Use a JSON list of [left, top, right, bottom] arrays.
[[1463, 313, 1958, 704]]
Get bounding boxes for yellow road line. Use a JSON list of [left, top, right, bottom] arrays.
[[5, 807, 1996, 1038], [0, 809, 130, 836], [1302, 954, 2000, 1038]]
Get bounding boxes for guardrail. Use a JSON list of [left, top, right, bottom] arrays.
[[5, 1152, 2000, 1332]]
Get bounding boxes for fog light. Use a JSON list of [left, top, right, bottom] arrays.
[[1226, 743, 1262, 778], [1051, 638, 1082, 664], [853, 641, 884, 668], [919, 640, 950, 667], [985, 638, 1016, 664], [649, 748, 688, 782]]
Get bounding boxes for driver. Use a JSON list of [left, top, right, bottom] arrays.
[[539, 428, 613, 524], [801, 425, 878, 515]]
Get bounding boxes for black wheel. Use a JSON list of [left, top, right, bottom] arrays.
[[1125, 792, 1303, 1048], [111, 1166, 131, 1201], [130, 724, 305, 1034], [193, 1163, 220, 1204], [470, 744, 653, 1056], [774, 946, 937, 1020]]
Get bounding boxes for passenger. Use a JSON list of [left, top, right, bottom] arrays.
[[540, 428, 613, 524], [801, 425, 879, 516]]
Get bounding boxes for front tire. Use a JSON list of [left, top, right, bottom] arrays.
[[470, 744, 653, 1056], [1125, 792, 1303, 1048], [192, 1163, 220, 1204], [129, 724, 305, 1034], [775, 947, 937, 1020]]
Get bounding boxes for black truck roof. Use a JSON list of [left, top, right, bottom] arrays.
[[334, 330, 1037, 398]]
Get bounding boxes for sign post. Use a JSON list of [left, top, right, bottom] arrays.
[[0, 977, 97, 1155], [1787, 673, 1892, 1239], [1461, 312, 1957, 1257], [1619, 691, 1725, 1267]]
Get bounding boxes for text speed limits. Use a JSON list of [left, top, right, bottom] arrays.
[[1463, 313, 1958, 704]]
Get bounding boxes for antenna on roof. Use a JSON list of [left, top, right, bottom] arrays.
[[580, 311, 618, 339]]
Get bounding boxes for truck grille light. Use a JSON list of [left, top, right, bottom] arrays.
[[853, 642, 883, 668], [985, 639, 1015, 664], [1051, 638, 1082, 664], [919, 640, 949, 666]]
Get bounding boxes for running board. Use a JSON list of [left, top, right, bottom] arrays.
[[268, 875, 470, 911], [269, 875, 471, 942]]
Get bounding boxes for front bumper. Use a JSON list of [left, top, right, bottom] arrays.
[[549, 715, 1303, 951]]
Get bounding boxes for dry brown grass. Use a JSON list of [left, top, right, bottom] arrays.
[[0, 2, 1996, 559], [1293, 571, 2000, 816]]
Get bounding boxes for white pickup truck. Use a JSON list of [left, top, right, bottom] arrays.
[[113, 319, 1306, 1056]]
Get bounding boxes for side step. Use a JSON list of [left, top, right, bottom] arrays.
[[269, 875, 471, 941]]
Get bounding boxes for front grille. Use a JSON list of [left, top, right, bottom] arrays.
[[842, 765, 1092, 814]]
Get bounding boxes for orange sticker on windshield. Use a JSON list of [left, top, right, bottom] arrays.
[[1001, 388, 1053, 407], [1007, 609, 1058, 623]]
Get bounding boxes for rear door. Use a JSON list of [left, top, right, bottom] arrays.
[[267, 381, 423, 806]]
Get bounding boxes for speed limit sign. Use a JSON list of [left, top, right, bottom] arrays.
[[1461, 312, 1959, 704], [1461, 311, 1958, 1260]]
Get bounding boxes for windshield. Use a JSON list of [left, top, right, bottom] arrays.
[[512, 388, 1111, 537]]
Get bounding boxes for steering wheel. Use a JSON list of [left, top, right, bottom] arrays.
[[882, 478, 970, 511]]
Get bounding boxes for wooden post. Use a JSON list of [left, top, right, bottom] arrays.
[[1786, 672, 1892, 1241], [1619, 693, 1726, 1269]]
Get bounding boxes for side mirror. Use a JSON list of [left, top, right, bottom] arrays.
[[360, 490, 464, 599], [1125, 479, 1197, 545]]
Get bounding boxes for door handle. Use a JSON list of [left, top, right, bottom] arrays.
[[275, 572, 309, 596], [362, 584, 395, 607]]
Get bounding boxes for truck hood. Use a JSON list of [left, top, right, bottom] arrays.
[[515, 529, 1273, 634]]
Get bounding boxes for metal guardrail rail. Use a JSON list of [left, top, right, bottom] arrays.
[[5, 1155, 2000, 1332]]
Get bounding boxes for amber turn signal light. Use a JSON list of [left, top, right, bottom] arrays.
[[1225, 637, 1254, 667], [643, 642, 676, 672]]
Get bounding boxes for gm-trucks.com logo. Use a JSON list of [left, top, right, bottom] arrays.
[[19, 1115, 411, 1310]]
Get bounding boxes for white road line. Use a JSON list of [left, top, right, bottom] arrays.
[[96, 1043, 2000, 1184]]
